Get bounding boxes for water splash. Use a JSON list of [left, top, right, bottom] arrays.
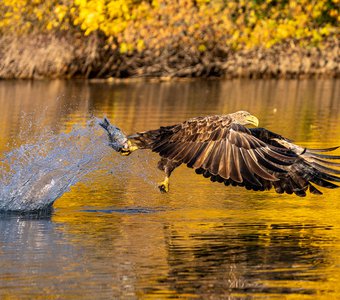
[[0, 120, 110, 212]]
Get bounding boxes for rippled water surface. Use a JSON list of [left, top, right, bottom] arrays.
[[0, 79, 340, 299]]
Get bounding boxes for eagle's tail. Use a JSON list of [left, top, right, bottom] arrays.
[[128, 125, 177, 150]]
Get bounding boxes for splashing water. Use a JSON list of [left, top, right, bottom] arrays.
[[0, 120, 111, 212]]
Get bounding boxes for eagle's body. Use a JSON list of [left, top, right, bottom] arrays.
[[100, 111, 340, 197]]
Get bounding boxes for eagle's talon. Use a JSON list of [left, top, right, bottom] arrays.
[[120, 149, 131, 156], [158, 184, 168, 193], [158, 178, 169, 193], [119, 143, 139, 156]]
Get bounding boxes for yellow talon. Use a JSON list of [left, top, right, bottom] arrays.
[[120, 151, 131, 156], [129, 145, 139, 152], [119, 141, 139, 156], [158, 177, 169, 193]]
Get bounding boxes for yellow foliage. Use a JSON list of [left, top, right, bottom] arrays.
[[0, 0, 338, 51]]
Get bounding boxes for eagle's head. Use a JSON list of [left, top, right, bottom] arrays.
[[229, 111, 259, 127]]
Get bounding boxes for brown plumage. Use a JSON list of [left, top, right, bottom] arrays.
[[101, 111, 340, 196]]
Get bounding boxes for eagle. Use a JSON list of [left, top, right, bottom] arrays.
[[99, 111, 340, 197]]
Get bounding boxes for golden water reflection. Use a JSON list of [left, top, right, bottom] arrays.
[[0, 79, 340, 299]]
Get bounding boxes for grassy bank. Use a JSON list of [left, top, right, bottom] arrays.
[[0, 0, 339, 79]]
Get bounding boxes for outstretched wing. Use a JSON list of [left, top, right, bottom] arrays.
[[249, 127, 340, 195], [149, 116, 293, 185], [145, 116, 340, 196]]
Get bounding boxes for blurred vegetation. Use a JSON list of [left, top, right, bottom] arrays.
[[1, 0, 338, 51], [0, 0, 338, 78]]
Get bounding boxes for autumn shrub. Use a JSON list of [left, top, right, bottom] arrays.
[[0, 0, 338, 78], [0, 0, 338, 52]]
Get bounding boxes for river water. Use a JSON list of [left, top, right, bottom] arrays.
[[0, 79, 340, 299]]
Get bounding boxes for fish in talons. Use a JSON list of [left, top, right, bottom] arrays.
[[99, 117, 138, 156]]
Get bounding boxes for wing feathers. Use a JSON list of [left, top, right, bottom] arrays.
[[192, 141, 215, 168], [170, 143, 192, 161], [202, 141, 221, 174], [239, 149, 263, 187], [309, 153, 340, 159], [312, 162, 340, 174], [217, 140, 228, 178], [229, 144, 242, 182], [307, 146, 339, 152], [241, 149, 278, 181], [187, 142, 207, 168], [310, 177, 339, 189], [313, 157, 340, 166], [210, 142, 224, 175], [253, 149, 287, 173]]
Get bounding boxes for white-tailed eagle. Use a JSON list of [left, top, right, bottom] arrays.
[[100, 111, 340, 197]]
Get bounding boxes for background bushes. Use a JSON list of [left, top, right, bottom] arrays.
[[0, 0, 338, 78]]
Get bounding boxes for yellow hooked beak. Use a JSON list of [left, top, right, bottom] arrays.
[[246, 114, 259, 127]]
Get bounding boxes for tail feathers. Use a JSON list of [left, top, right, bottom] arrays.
[[129, 125, 177, 149], [128, 129, 162, 149]]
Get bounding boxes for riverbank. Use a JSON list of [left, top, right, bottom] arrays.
[[0, 33, 338, 80], [1, 0, 339, 80]]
